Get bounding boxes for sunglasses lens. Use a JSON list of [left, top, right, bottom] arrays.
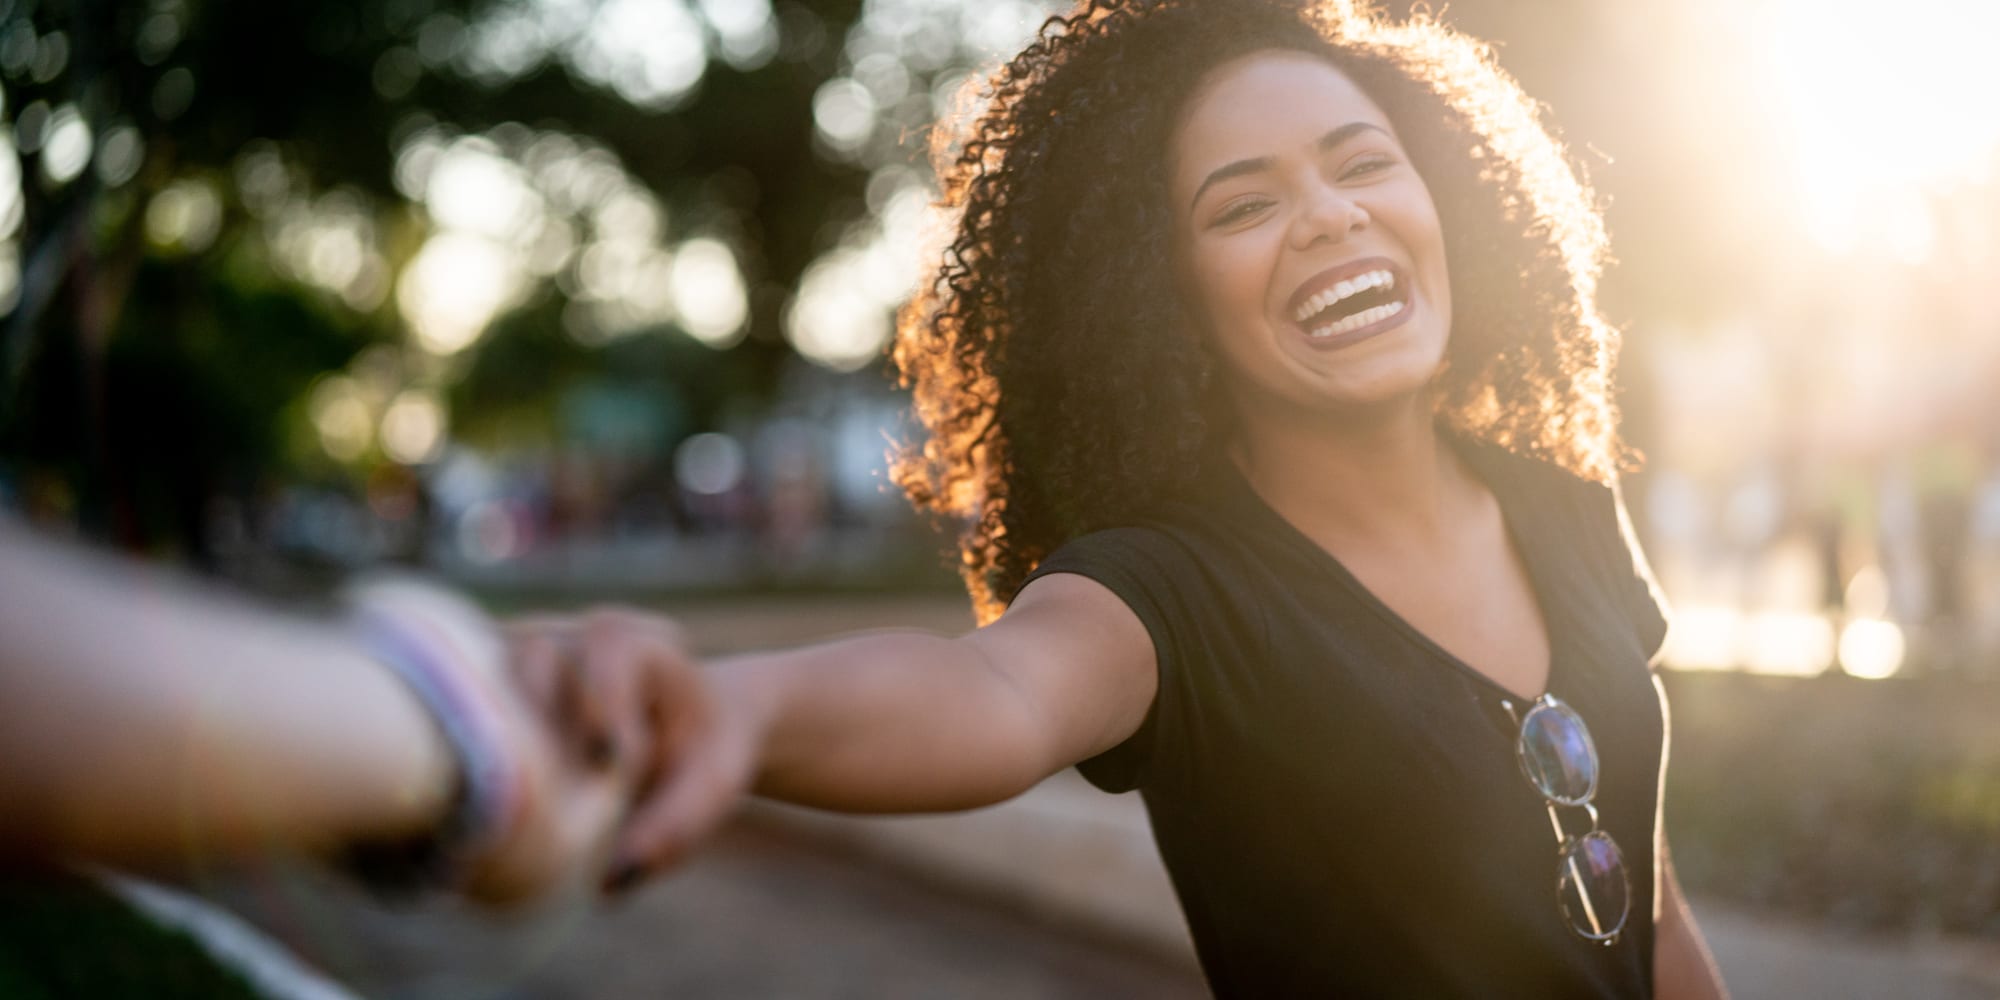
[[1519, 699, 1598, 805], [1557, 830, 1629, 941]]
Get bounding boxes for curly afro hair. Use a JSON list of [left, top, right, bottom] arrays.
[[893, 0, 1626, 624]]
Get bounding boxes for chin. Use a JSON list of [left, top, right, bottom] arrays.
[[1310, 339, 1446, 409]]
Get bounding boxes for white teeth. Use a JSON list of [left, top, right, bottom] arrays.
[[1293, 269, 1398, 323], [1307, 298, 1405, 338]]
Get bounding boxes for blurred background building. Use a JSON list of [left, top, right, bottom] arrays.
[[4, 0, 2000, 995]]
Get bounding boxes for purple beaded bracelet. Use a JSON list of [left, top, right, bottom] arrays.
[[345, 579, 527, 888]]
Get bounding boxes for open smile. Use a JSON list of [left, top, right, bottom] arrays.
[[1283, 256, 1414, 351]]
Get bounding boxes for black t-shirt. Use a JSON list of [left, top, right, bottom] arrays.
[[1016, 435, 1670, 998]]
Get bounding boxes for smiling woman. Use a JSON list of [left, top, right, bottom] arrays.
[[1170, 53, 1453, 418], [505, 2, 1728, 997], [893, 0, 1624, 625]]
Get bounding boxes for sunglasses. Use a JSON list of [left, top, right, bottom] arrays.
[[1503, 693, 1630, 945]]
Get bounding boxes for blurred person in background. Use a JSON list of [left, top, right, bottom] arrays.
[[0, 518, 639, 997], [510, 0, 1728, 996]]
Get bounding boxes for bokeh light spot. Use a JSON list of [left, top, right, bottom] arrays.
[[669, 237, 748, 348], [309, 376, 374, 463], [1839, 619, 1907, 680], [381, 390, 447, 465], [398, 232, 522, 354], [30, 31, 68, 83], [38, 105, 92, 185], [0, 131, 21, 240], [813, 78, 877, 154], [426, 138, 543, 242], [145, 179, 222, 253], [152, 67, 195, 121], [697, 0, 778, 70], [675, 432, 746, 496], [570, 0, 708, 109], [1743, 611, 1836, 678], [13, 100, 49, 154], [94, 125, 145, 187]]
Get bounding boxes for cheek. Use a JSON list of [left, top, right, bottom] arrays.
[[1403, 198, 1453, 329], [1427, 236, 1453, 334], [1185, 239, 1274, 334]]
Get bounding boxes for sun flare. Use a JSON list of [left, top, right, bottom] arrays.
[[1755, 0, 2000, 257]]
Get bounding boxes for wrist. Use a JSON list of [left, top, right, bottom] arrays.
[[348, 642, 462, 835], [710, 655, 786, 790], [341, 578, 529, 892]]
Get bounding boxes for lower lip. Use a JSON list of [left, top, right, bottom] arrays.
[[1295, 291, 1414, 351]]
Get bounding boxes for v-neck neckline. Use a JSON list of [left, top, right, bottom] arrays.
[[1209, 429, 1563, 704]]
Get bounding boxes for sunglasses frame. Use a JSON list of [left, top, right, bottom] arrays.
[[1505, 693, 1630, 947]]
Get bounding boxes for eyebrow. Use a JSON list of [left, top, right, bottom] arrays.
[[1187, 122, 1393, 211]]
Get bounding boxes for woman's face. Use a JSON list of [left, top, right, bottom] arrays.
[[1168, 49, 1452, 419]]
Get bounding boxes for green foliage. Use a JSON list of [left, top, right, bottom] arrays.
[[1663, 671, 2000, 935], [3, 0, 879, 546], [0, 869, 266, 1000]]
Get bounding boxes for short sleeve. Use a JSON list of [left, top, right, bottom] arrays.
[[1011, 527, 1195, 793], [1458, 435, 1671, 665], [1608, 478, 1671, 664]]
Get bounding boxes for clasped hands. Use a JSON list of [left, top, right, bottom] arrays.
[[467, 607, 752, 904]]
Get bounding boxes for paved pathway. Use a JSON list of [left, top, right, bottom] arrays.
[[1700, 903, 2000, 1000], [204, 814, 2000, 999], [207, 822, 1205, 1000]]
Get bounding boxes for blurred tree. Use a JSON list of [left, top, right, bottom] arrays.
[[0, 0, 890, 554], [8, 0, 1773, 559]]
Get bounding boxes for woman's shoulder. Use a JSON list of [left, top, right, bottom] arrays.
[[1015, 474, 1264, 611], [1455, 433, 1622, 521], [1458, 433, 1670, 652], [1028, 519, 1210, 589], [1040, 471, 1246, 562]]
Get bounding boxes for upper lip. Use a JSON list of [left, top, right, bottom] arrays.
[[1283, 256, 1407, 327]]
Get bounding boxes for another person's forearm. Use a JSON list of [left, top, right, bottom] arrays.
[[715, 630, 1053, 813], [0, 524, 455, 867]]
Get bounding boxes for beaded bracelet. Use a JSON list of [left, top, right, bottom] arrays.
[[341, 578, 527, 892]]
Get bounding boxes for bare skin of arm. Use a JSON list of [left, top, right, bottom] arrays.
[[519, 571, 1158, 881], [0, 521, 626, 904], [1654, 838, 1730, 999]]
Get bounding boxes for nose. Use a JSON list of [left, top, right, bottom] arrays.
[[1287, 182, 1368, 251]]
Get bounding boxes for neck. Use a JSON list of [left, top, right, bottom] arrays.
[[1228, 392, 1467, 546]]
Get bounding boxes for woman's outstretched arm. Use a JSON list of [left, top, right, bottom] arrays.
[[509, 572, 1158, 886]]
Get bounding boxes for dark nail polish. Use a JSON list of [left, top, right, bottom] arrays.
[[602, 860, 642, 895], [585, 734, 617, 769]]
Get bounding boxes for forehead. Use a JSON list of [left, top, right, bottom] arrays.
[[1170, 49, 1395, 183]]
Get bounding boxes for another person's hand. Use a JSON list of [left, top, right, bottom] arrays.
[[451, 651, 633, 906], [346, 581, 634, 907], [504, 608, 764, 893]]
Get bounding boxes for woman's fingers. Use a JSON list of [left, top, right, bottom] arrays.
[[497, 605, 734, 895], [561, 612, 635, 769], [577, 608, 693, 772], [603, 724, 752, 893], [604, 657, 756, 892]]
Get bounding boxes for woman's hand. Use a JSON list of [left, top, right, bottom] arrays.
[[503, 608, 767, 893]]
